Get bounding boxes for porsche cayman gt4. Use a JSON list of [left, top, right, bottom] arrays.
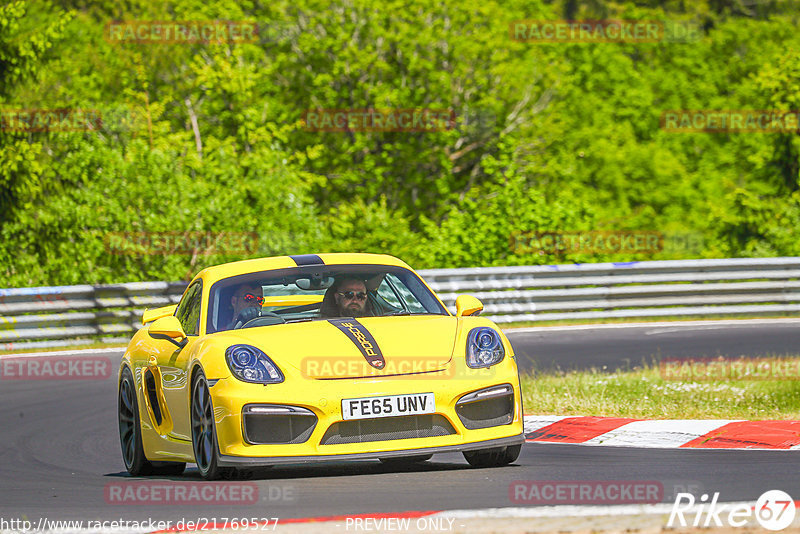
[[117, 253, 524, 479]]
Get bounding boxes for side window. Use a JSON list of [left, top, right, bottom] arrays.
[[376, 274, 427, 313], [376, 278, 402, 309], [389, 274, 427, 313], [175, 282, 202, 336]]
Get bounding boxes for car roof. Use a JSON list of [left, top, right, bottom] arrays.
[[192, 253, 414, 286]]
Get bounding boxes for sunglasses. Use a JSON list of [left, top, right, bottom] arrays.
[[338, 291, 367, 301], [242, 293, 264, 304]]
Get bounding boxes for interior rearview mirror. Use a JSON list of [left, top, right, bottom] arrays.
[[455, 295, 484, 317], [295, 275, 335, 290]]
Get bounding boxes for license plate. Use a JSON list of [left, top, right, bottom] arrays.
[[341, 393, 435, 420]]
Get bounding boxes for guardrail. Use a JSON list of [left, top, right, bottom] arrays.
[[0, 282, 187, 350], [2, 257, 799, 350]]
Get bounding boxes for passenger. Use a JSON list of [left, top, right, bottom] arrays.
[[319, 277, 371, 318]]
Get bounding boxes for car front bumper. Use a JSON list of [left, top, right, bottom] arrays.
[[217, 434, 524, 466], [208, 358, 525, 462]]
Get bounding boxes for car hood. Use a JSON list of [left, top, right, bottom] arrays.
[[216, 315, 458, 379]]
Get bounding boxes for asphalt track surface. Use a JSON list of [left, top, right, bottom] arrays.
[[507, 319, 800, 373], [1, 322, 799, 526]]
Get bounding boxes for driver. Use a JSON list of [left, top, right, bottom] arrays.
[[332, 277, 370, 317], [227, 283, 262, 329]]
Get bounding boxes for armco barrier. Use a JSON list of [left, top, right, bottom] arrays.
[[0, 282, 186, 350], [2, 258, 799, 350]]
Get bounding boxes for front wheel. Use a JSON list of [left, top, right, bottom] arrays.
[[463, 444, 521, 468], [191, 370, 234, 480]]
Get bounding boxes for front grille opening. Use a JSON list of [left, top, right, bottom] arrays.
[[243, 413, 317, 445], [144, 369, 162, 425], [321, 414, 456, 445], [456, 394, 514, 430]]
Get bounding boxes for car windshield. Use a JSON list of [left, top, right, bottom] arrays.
[[206, 265, 448, 334]]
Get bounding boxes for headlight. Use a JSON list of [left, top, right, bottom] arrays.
[[466, 327, 505, 368], [225, 344, 284, 384]]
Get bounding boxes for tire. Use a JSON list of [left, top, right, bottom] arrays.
[[118, 366, 186, 476], [118, 366, 153, 476], [379, 454, 433, 466], [191, 370, 234, 480], [463, 444, 521, 468]]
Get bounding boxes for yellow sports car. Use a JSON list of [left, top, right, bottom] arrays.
[[117, 253, 524, 479]]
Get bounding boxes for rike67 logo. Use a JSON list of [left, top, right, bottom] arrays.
[[668, 490, 796, 531]]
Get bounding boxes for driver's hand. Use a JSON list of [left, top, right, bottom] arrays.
[[237, 306, 261, 324]]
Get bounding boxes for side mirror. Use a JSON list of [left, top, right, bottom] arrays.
[[148, 316, 187, 347], [455, 295, 484, 317]]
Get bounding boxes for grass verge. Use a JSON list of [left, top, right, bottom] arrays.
[[519, 363, 800, 419]]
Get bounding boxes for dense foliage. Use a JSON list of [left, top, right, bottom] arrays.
[[1, 0, 799, 285]]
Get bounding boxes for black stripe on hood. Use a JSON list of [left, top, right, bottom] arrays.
[[328, 318, 385, 369]]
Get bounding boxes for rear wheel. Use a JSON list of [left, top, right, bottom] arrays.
[[118, 367, 185, 476], [191, 370, 234, 480], [379, 454, 433, 466], [463, 444, 521, 468]]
